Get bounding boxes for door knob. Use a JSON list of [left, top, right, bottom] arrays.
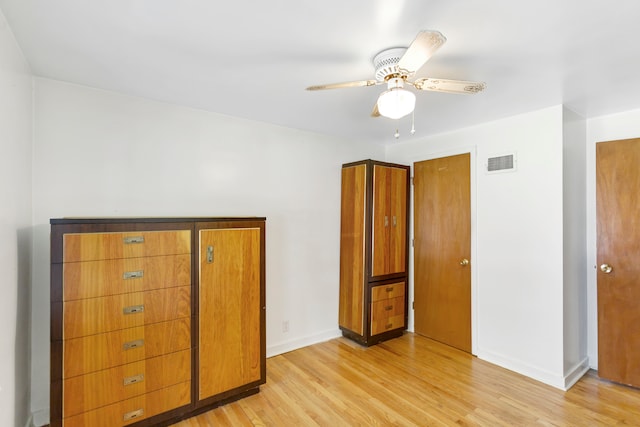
[[460, 258, 469, 266], [600, 263, 613, 274]]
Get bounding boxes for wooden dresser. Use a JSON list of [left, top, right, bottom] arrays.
[[339, 160, 410, 346], [50, 218, 266, 427]]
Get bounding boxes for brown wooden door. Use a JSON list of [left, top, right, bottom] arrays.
[[372, 165, 407, 277], [596, 138, 640, 387], [414, 153, 471, 352], [199, 228, 262, 400]]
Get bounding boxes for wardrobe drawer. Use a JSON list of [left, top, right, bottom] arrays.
[[63, 230, 191, 262], [63, 318, 191, 378], [63, 254, 191, 301], [370, 296, 405, 336], [63, 286, 191, 339], [63, 349, 191, 417], [63, 380, 191, 427], [371, 282, 405, 302]]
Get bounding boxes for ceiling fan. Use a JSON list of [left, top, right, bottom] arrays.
[[306, 30, 486, 120]]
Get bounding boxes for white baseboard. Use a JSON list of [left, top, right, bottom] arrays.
[[267, 329, 342, 358], [30, 408, 48, 427], [477, 348, 567, 390], [478, 350, 590, 391], [563, 357, 590, 390]]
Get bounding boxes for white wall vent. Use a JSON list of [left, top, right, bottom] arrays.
[[486, 153, 517, 174]]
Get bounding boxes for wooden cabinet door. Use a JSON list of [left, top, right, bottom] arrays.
[[198, 228, 262, 400], [389, 166, 407, 275], [372, 165, 407, 277], [339, 164, 367, 334], [372, 165, 391, 276]]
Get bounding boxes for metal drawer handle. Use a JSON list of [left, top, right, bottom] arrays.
[[123, 374, 144, 386], [385, 287, 394, 292], [123, 339, 144, 350], [123, 236, 145, 244], [123, 270, 144, 280], [123, 408, 144, 421], [123, 305, 144, 315], [207, 245, 214, 263], [385, 305, 393, 311]]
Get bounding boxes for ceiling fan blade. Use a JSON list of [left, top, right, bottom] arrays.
[[397, 30, 447, 75], [413, 78, 486, 94], [371, 102, 381, 118], [306, 79, 379, 91]]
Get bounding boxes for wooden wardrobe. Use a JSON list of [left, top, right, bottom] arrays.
[[50, 217, 265, 427], [339, 160, 410, 345]]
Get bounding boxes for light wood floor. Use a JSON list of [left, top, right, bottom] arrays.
[[173, 333, 640, 426]]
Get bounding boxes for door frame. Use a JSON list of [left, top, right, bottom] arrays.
[[406, 146, 478, 355]]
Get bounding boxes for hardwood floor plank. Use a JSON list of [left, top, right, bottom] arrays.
[[300, 346, 470, 425], [171, 333, 640, 426]]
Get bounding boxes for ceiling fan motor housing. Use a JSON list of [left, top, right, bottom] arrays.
[[373, 47, 407, 81]]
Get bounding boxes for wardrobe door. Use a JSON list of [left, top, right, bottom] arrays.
[[389, 166, 408, 275], [198, 227, 262, 401], [372, 165, 391, 277], [339, 164, 367, 335], [372, 165, 407, 277]]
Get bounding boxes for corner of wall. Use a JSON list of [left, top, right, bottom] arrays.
[[561, 106, 588, 378]]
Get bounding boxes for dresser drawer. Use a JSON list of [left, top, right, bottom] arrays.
[[370, 296, 405, 335], [63, 230, 191, 262], [63, 317, 191, 378], [63, 380, 191, 427], [371, 282, 405, 302], [63, 349, 191, 417], [63, 254, 191, 301], [63, 286, 191, 339]]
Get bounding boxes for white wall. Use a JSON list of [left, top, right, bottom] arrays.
[[30, 78, 383, 417], [586, 108, 640, 369], [561, 107, 589, 387], [386, 106, 575, 388], [0, 8, 33, 427]]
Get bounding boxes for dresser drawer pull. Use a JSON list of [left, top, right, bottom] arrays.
[[385, 287, 394, 292], [123, 408, 144, 421], [123, 339, 144, 350], [123, 270, 144, 279], [385, 305, 393, 311], [123, 236, 145, 244], [123, 305, 144, 315], [123, 374, 144, 386], [385, 323, 393, 330]]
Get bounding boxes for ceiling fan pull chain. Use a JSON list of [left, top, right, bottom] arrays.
[[411, 110, 416, 135]]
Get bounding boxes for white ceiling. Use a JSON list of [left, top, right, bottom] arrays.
[[2, 0, 640, 144]]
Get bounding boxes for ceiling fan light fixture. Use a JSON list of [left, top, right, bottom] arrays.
[[377, 78, 416, 119]]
